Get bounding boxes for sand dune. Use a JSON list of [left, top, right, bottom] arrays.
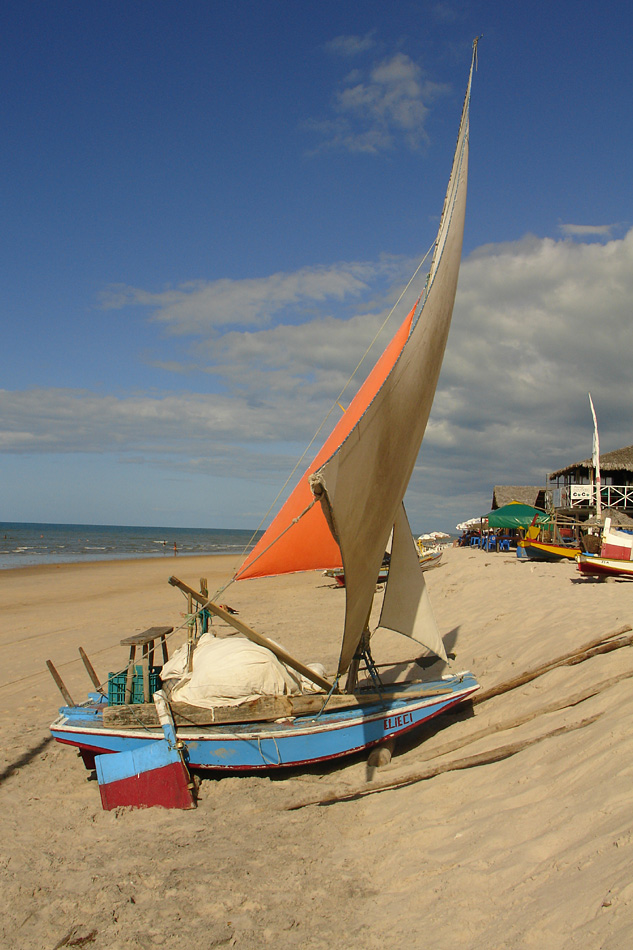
[[1, 547, 633, 949]]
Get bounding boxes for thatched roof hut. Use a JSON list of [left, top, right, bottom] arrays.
[[585, 507, 633, 528], [549, 444, 633, 481], [491, 486, 548, 510]]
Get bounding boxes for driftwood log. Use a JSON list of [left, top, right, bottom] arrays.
[[287, 624, 633, 809], [472, 624, 632, 705], [288, 714, 603, 810], [409, 667, 633, 766]]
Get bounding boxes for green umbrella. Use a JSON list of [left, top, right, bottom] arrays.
[[483, 502, 549, 529]]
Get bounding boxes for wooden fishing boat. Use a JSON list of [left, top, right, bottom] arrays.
[[598, 516, 633, 560], [576, 553, 633, 579], [577, 516, 633, 579], [516, 539, 580, 561], [49, 41, 481, 806], [324, 548, 443, 587], [515, 511, 585, 562], [418, 549, 444, 570]]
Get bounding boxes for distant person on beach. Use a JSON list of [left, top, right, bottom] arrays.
[[173, 542, 178, 555]]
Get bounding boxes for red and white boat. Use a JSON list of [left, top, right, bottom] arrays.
[[577, 516, 633, 578]]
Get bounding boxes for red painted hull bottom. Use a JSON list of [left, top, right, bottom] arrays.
[[577, 554, 633, 579], [98, 760, 196, 811]]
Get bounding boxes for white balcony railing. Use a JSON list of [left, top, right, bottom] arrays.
[[553, 484, 633, 510]]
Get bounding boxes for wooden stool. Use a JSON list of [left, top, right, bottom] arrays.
[[120, 626, 172, 704]]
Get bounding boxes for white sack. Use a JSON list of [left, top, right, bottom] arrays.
[[161, 633, 325, 708]]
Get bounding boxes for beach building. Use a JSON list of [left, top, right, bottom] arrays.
[[490, 486, 549, 511], [548, 444, 633, 518]]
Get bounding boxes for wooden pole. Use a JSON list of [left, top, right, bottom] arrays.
[[345, 627, 372, 693], [187, 593, 195, 673], [46, 660, 75, 706], [169, 575, 334, 692], [200, 577, 209, 634], [288, 714, 603, 810], [345, 598, 375, 693], [78, 647, 104, 692], [472, 625, 632, 705]]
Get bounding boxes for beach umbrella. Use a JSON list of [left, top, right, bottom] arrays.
[[456, 518, 482, 531], [483, 503, 549, 529]]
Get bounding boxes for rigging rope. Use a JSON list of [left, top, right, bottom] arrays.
[[211, 497, 320, 601]]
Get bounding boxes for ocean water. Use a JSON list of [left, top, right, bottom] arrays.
[[0, 522, 262, 570]]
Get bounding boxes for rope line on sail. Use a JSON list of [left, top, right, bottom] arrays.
[[212, 496, 321, 600], [229, 242, 435, 579]]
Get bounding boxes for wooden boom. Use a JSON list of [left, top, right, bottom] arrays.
[[168, 576, 333, 693]]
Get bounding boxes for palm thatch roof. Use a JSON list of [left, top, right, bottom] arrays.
[[584, 507, 633, 528], [491, 486, 547, 509], [549, 444, 633, 479]]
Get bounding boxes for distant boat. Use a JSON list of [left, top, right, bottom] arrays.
[[417, 549, 444, 571], [577, 516, 633, 578], [523, 396, 605, 564], [325, 547, 443, 587], [577, 554, 633, 579], [517, 539, 581, 561], [48, 41, 481, 806], [515, 510, 583, 562]]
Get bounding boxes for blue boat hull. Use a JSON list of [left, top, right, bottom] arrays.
[[50, 674, 479, 772]]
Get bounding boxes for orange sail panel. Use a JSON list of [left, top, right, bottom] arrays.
[[235, 305, 416, 580]]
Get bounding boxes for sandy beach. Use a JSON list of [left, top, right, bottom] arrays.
[[2, 547, 633, 949]]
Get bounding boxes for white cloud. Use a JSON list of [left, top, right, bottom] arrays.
[[424, 229, 633, 501], [4, 229, 633, 527], [101, 262, 386, 336], [558, 222, 619, 238], [0, 389, 280, 452], [307, 51, 449, 153], [325, 33, 376, 57]]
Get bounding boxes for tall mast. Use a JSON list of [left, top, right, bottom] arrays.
[[589, 393, 602, 521]]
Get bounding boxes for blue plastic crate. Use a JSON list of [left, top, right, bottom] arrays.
[[107, 665, 161, 705]]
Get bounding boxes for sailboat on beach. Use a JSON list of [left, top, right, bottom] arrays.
[[49, 41, 481, 804]]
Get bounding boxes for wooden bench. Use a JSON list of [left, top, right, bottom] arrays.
[[120, 626, 173, 704]]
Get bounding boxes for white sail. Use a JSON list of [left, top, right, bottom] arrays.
[[311, 44, 474, 676], [589, 393, 602, 521], [378, 504, 447, 660]]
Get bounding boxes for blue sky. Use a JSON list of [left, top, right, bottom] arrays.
[[2, 1, 633, 533]]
